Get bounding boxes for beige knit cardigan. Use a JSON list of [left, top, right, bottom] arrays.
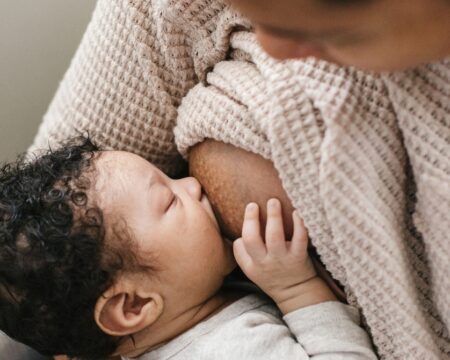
[[30, 1, 450, 359]]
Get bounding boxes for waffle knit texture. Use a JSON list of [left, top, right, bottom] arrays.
[[30, 1, 450, 359]]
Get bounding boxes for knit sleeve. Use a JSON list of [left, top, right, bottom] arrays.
[[29, 0, 248, 176]]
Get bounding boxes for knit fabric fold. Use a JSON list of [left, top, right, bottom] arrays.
[[30, 1, 449, 358]]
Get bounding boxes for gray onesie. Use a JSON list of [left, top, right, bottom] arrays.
[[123, 294, 377, 360]]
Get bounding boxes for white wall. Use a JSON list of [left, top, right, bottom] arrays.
[[0, 1, 96, 162]]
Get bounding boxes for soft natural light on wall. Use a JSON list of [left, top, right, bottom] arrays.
[[0, 1, 96, 162]]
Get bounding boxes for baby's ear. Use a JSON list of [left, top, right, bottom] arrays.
[[94, 276, 164, 336]]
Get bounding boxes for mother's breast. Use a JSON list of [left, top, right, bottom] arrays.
[[189, 139, 295, 240]]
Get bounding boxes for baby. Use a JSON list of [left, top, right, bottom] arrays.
[[0, 138, 376, 359]]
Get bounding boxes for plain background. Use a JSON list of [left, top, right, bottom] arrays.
[[0, 1, 96, 163]]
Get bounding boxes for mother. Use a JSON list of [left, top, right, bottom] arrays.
[[30, 0, 449, 359]]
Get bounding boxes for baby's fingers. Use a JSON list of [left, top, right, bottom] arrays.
[[291, 211, 308, 254], [265, 198, 286, 255], [233, 238, 253, 270], [241, 203, 266, 259]]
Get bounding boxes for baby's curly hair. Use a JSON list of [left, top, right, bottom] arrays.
[[0, 137, 134, 359]]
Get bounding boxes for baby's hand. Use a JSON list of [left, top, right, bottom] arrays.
[[234, 199, 335, 314]]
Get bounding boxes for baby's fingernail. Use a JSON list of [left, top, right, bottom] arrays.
[[246, 203, 258, 212], [268, 198, 279, 209]]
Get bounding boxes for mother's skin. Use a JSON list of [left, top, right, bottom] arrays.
[[190, 140, 346, 300], [190, 140, 294, 240], [227, 0, 450, 71]]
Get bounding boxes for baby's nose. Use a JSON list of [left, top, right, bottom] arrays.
[[180, 177, 202, 200]]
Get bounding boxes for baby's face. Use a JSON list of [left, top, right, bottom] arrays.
[[94, 151, 236, 308]]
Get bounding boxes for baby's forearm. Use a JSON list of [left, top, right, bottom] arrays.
[[273, 276, 337, 315]]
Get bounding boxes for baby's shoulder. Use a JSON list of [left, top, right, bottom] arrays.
[[143, 294, 288, 360]]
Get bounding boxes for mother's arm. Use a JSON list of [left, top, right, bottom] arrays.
[[29, 0, 244, 178]]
